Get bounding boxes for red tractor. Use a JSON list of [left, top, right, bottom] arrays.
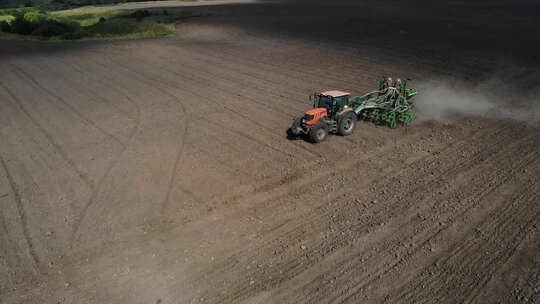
[[288, 78, 418, 143], [288, 90, 357, 143]]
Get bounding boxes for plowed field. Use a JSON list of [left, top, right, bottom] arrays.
[[1, 1, 539, 303]]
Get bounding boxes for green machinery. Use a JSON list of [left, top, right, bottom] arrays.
[[351, 77, 418, 128]]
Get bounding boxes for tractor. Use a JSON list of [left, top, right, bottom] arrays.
[[288, 77, 418, 143], [288, 90, 358, 143]]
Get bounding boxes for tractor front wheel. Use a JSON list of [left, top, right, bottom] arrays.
[[308, 122, 329, 143], [287, 116, 304, 138], [338, 112, 357, 136]]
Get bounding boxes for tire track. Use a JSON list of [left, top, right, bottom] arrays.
[[0, 81, 94, 190], [444, 180, 540, 303], [189, 124, 502, 300], [203, 118, 486, 217], [78, 53, 195, 219], [175, 121, 458, 299], [498, 234, 540, 304], [0, 155, 40, 273], [465, 191, 540, 304], [29, 52, 194, 238], [396, 177, 540, 304], [38, 55, 139, 121], [176, 38, 365, 92], [199, 124, 531, 304], [177, 37, 390, 94], [142, 44, 309, 111], [68, 69, 144, 249], [139, 43, 424, 152], [8, 62, 127, 149], [325, 131, 538, 304], [63, 53, 202, 217], [89, 47, 324, 159], [104, 54, 308, 158], [329, 136, 539, 304], [0, 189, 25, 274], [190, 125, 277, 181], [256, 133, 532, 304], [241, 30, 487, 81], [155, 42, 376, 155], [161, 90, 191, 216], [247, 122, 509, 240], [149, 46, 308, 111], [18, 53, 148, 251], [92, 51, 305, 160]]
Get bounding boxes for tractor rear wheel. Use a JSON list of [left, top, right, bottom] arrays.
[[338, 112, 357, 136], [308, 122, 329, 143]]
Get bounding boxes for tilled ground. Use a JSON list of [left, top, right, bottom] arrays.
[[1, 1, 539, 303]]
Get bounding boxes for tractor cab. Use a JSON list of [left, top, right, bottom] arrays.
[[313, 90, 351, 116]]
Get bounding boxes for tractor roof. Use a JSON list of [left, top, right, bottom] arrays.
[[321, 90, 350, 98]]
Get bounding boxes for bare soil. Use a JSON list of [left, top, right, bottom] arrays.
[[1, 1, 539, 303]]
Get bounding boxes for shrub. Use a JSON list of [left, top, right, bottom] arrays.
[[46, 0, 69, 10], [0, 9, 23, 16], [10, 10, 26, 19], [130, 10, 150, 22], [3, 10, 79, 38], [32, 19, 78, 37], [61, 31, 85, 40], [10, 16, 35, 34], [62, 30, 83, 40], [0, 20, 11, 32], [23, 11, 48, 23]]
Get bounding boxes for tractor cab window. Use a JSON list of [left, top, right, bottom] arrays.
[[335, 96, 349, 107], [317, 95, 350, 111], [318, 95, 334, 108]]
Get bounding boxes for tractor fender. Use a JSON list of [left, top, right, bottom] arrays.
[[338, 108, 355, 116], [338, 108, 357, 122]]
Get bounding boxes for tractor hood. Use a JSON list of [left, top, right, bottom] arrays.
[[305, 108, 327, 116], [303, 108, 327, 125]]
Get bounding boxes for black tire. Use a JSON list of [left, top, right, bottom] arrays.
[[338, 112, 357, 136], [287, 116, 304, 139], [286, 128, 297, 139], [291, 116, 303, 130], [308, 121, 328, 143]]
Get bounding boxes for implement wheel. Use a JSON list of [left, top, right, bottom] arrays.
[[398, 109, 415, 126], [370, 109, 382, 124], [382, 111, 397, 128], [338, 112, 357, 136], [308, 121, 329, 143]]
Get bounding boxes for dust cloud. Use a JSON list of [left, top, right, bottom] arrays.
[[414, 77, 540, 124]]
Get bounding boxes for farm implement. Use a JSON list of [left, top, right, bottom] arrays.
[[288, 77, 418, 143]]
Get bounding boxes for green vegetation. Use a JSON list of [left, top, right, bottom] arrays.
[[0, 15, 15, 22], [59, 0, 199, 10], [1, 0, 200, 11], [0, 6, 209, 41], [53, 6, 126, 26]]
